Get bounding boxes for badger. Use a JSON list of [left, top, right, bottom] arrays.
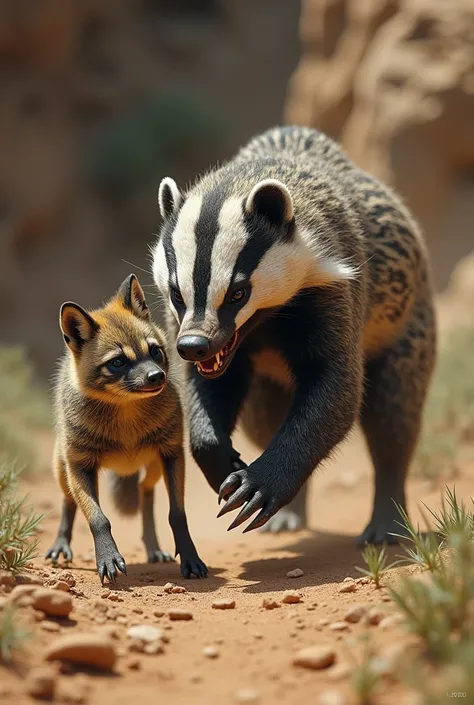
[[151, 125, 436, 542]]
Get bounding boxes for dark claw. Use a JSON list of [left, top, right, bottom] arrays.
[[227, 493, 264, 530], [217, 485, 251, 518], [218, 473, 242, 504], [180, 556, 208, 579], [243, 507, 275, 533]]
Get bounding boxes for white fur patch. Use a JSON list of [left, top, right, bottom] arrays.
[[152, 239, 169, 299], [158, 177, 182, 220], [172, 195, 202, 319]]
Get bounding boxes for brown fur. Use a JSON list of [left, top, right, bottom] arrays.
[[46, 274, 207, 582]]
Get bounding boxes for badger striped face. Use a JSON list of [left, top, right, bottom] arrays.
[[153, 177, 312, 378]]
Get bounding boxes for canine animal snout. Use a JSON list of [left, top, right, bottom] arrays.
[[177, 335, 210, 361], [146, 369, 166, 387]]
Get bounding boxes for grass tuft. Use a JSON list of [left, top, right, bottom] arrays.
[[0, 604, 31, 663], [355, 543, 393, 588]]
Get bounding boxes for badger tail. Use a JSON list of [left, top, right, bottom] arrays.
[[108, 472, 140, 516]]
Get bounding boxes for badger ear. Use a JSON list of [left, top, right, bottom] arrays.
[[245, 179, 294, 226], [117, 274, 150, 321], [158, 177, 183, 220], [60, 303, 99, 353]]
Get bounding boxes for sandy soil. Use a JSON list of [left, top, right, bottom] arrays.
[[2, 263, 473, 705], [2, 425, 473, 705]]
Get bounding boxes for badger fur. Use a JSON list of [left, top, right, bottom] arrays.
[[152, 126, 436, 541]]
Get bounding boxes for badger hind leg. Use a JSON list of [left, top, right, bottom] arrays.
[[240, 375, 308, 533], [358, 301, 436, 544]]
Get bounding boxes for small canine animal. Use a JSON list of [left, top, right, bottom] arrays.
[[152, 125, 436, 542], [46, 273, 207, 582]]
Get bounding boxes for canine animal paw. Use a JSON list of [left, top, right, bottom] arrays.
[[45, 538, 73, 563], [95, 545, 127, 584], [147, 549, 174, 564], [259, 508, 304, 533]]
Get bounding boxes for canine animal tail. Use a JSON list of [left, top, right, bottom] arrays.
[[108, 472, 140, 516]]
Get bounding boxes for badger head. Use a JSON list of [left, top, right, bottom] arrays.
[[152, 175, 351, 379]]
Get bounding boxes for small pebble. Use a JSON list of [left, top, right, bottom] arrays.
[[367, 607, 385, 625], [293, 646, 336, 670], [41, 620, 60, 633], [202, 645, 219, 659], [327, 663, 353, 682], [153, 610, 165, 618], [212, 598, 235, 610], [169, 609, 193, 621], [144, 642, 164, 655], [128, 658, 141, 671], [45, 633, 116, 670], [53, 580, 70, 592], [32, 589, 72, 617], [234, 688, 260, 703], [25, 666, 56, 700], [338, 581, 357, 594], [57, 571, 75, 588], [127, 625, 163, 643], [282, 590, 302, 604], [329, 621, 348, 632], [319, 691, 346, 705], [286, 568, 304, 578], [101, 590, 111, 599], [164, 582, 176, 594], [132, 607, 143, 614], [262, 598, 280, 610], [171, 585, 186, 594], [344, 604, 368, 623]]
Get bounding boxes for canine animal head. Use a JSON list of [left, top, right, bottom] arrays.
[[153, 174, 353, 379], [60, 274, 168, 401]]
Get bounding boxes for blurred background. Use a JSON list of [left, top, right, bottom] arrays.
[[0, 0, 473, 378]]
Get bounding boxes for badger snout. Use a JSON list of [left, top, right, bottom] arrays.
[[177, 335, 210, 361]]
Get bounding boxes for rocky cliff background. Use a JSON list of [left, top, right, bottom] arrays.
[[0, 0, 473, 379], [286, 0, 474, 292]]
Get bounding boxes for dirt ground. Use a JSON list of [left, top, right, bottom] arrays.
[[2, 264, 473, 705]]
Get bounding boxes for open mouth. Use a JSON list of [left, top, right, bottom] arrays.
[[196, 331, 239, 378]]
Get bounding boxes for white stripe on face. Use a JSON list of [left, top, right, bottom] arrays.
[[206, 197, 249, 315], [172, 195, 202, 316], [152, 239, 168, 296]]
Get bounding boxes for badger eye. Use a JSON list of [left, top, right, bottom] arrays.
[[230, 286, 249, 305], [171, 287, 184, 306], [149, 344, 163, 362]]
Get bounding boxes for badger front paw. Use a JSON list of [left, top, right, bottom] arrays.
[[217, 465, 294, 533]]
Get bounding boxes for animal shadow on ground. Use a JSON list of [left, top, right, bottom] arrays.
[[61, 559, 228, 593], [238, 529, 402, 594]]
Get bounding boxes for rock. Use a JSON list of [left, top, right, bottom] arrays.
[[212, 599, 236, 610], [128, 658, 141, 670], [107, 592, 123, 602], [327, 663, 353, 682], [286, 568, 304, 578], [0, 571, 16, 588], [56, 674, 90, 704], [132, 607, 143, 614], [144, 642, 164, 655], [202, 645, 219, 659], [344, 604, 368, 623], [379, 614, 403, 630], [356, 577, 370, 585], [101, 590, 111, 599], [293, 646, 336, 670], [41, 620, 60, 633], [171, 585, 187, 594], [57, 571, 76, 588], [153, 610, 165, 618], [8, 584, 38, 604], [45, 634, 116, 670], [53, 580, 70, 592], [262, 598, 280, 610], [127, 625, 163, 643], [33, 589, 72, 617], [164, 582, 176, 594], [319, 691, 346, 705], [338, 581, 357, 594], [234, 688, 260, 703], [367, 607, 385, 625], [282, 590, 302, 604], [329, 621, 348, 632], [169, 609, 193, 621], [26, 666, 56, 700]]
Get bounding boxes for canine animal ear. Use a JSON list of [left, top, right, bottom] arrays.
[[158, 177, 184, 220], [245, 179, 294, 226], [117, 274, 150, 321], [60, 303, 99, 353]]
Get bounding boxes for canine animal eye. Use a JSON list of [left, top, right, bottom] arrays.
[[231, 287, 248, 304], [149, 344, 163, 361], [171, 287, 184, 306], [107, 357, 126, 370]]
